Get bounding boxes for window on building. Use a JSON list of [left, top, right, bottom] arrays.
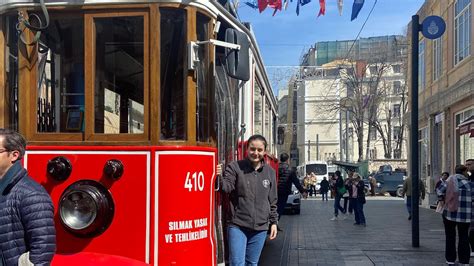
[[369, 65, 377, 76], [393, 149, 401, 159], [419, 127, 429, 180], [393, 104, 401, 118], [432, 37, 443, 81], [369, 149, 377, 159], [393, 81, 402, 95], [392, 64, 401, 73], [418, 39, 425, 90], [369, 127, 377, 140], [455, 108, 474, 164], [393, 126, 401, 140], [454, 0, 471, 65]]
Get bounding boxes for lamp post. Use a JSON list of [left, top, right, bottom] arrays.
[[410, 14, 445, 248]]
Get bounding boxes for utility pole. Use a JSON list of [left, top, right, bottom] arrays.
[[410, 15, 420, 248], [307, 140, 311, 161], [345, 109, 349, 162], [316, 134, 319, 161]]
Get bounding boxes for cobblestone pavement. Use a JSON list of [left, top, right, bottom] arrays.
[[259, 197, 458, 266]]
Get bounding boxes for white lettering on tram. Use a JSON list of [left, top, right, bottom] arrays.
[[174, 229, 208, 243], [169, 220, 193, 231], [194, 218, 207, 228]]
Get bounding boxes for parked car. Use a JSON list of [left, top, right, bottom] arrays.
[[285, 185, 301, 214], [361, 178, 372, 195], [374, 168, 406, 197]]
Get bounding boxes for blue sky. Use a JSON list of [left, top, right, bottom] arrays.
[[236, 0, 425, 95]]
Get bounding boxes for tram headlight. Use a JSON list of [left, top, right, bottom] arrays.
[[59, 180, 114, 237]]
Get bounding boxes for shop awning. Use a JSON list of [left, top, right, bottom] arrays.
[[458, 115, 474, 138]]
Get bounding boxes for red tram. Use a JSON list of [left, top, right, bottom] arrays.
[[0, 0, 278, 265]]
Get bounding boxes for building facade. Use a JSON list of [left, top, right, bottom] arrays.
[[290, 36, 409, 168], [408, 0, 474, 206]]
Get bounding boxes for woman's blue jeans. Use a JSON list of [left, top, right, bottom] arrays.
[[228, 225, 267, 266]]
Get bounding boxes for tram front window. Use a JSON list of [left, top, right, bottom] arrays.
[[94, 16, 144, 134], [36, 16, 84, 133], [196, 13, 212, 142], [160, 8, 186, 140]]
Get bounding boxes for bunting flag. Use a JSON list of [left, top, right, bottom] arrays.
[[337, 0, 343, 16], [283, 0, 289, 10], [351, 0, 365, 21], [245, 1, 259, 9], [268, 0, 282, 15], [258, 0, 268, 12], [317, 0, 325, 17], [296, 0, 311, 15]]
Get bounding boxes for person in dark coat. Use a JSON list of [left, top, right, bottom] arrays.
[[0, 129, 56, 266], [277, 153, 307, 221], [319, 176, 330, 201]]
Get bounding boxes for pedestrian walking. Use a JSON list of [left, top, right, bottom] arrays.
[[436, 172, 450, 190], [0, 129, 56, 265], [329, 173, 337, 199], [465, 159, 474, 258], [220, 134, 278, 265], [320, 176, 329, 201], [437, 164, 472, 265], [344, 170, 355, 214], [401, 175, 426, 220], [330, 170, 346, 221], [277, 153, 307, 225], [369, 173, 377, 196]]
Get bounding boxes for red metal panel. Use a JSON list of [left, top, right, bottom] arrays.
[[154, 149, 216, 266], [24, 146, 217, 265], [24, 149, 149, 263]]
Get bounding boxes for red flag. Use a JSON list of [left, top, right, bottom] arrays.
[[268, 0, 282, 16], [318, 0, 325, 17], [258, 0, 268, 12]]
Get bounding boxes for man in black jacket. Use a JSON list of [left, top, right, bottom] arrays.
[[0, 129, 56, 265], [277, 153, 307, 222]]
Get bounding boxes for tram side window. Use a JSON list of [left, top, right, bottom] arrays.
[[6, 16, 19, 131], [37, 16, 84, 132], [94, 16, 144, 134], [254, 83, 263, 135], [160, 8, 186, 140], [196, 13, 212, 142]]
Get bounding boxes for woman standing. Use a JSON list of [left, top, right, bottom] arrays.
[[437, 165, 472, 265], [352, 173, 366, 226], [220, 134, 278, 265]]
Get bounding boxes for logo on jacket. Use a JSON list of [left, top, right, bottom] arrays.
[[262, 179, 270, 188]]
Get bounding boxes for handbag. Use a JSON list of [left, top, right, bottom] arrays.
[[435, 201, 445, 214], [338, 186, 347, 196]]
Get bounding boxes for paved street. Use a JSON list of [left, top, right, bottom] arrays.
[[260, 197, 452, 266]]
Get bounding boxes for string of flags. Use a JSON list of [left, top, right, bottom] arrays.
[[244, 0, 365, 20]]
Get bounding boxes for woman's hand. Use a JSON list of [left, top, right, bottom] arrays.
[[269, 224, 277, 240]]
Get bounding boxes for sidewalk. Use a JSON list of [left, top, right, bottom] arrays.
[[260, 197, 451, 266]]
